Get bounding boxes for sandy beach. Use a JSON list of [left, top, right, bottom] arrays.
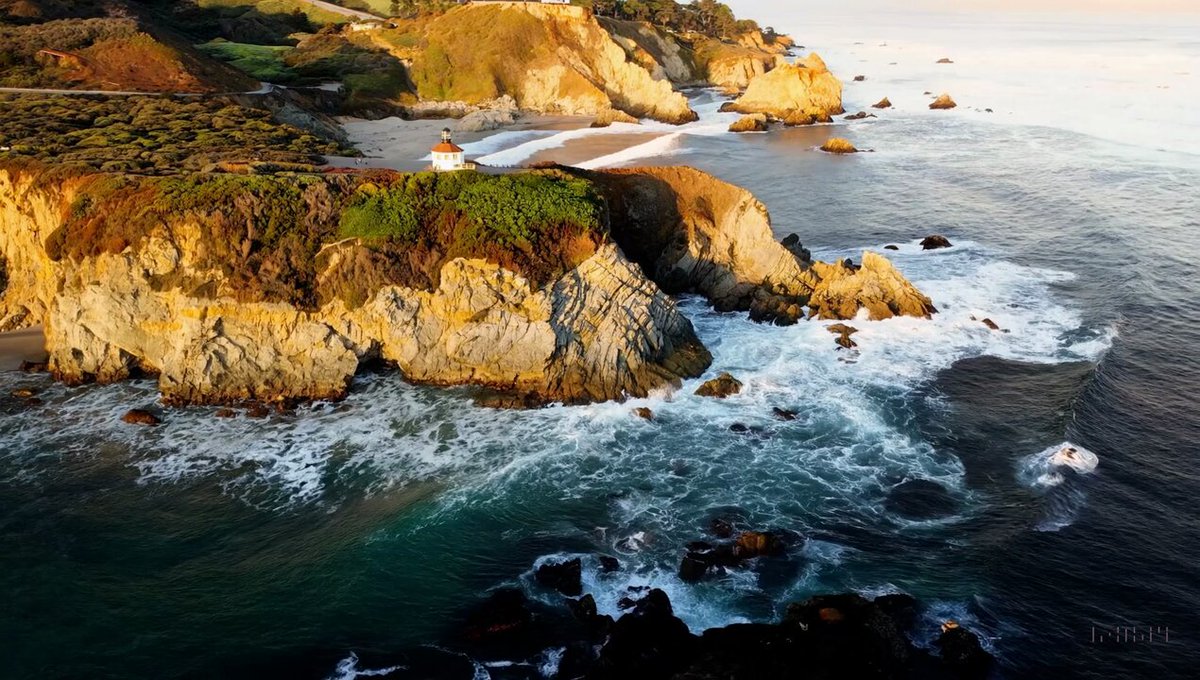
[[325, 114, 674, 172], [0, 326, 46, 371]]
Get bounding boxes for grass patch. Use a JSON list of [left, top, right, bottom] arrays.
[[197, 39, 298, 83]]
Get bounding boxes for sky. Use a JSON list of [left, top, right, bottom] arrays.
[[726, 0, 1199, 14]]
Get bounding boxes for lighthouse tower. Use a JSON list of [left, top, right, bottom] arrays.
[[430, 128, 473, 172]]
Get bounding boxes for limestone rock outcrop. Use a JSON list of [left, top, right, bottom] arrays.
[[728, 53, 844, 120]]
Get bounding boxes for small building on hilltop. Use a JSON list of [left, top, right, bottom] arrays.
[[430, 128, 475, 172]]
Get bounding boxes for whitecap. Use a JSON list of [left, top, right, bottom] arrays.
[[326, 652, 403, 680]]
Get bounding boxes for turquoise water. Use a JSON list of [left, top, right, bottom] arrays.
[[3, 13, 1200, 680]]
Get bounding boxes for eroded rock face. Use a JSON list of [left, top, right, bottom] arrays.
[[584, 167, 935, 323], [0, 170, 711, 406], [728, 53, 844, 120]]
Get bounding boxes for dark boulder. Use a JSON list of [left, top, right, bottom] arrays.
[[827, 323, 859, 350], [772, 407, 798, 421], [678, 554, 710, 582], [781, 233, 812, 262], [885, 479, 959, 520], [462, 588, 533, 644], [19, 360, 48, 373], [734, 531, 786, 559], [936, 624, 994, 678], [729, 423, 750, 434], [884, 244, 899, 250], [980, 318, 1000, 331], [121, 409, 161, 426], [710, 517, 734, 538], [854, 75, 866, 81], [844, 111, 876, 120], [920, 235, 953, 250], [598, 555, 621, 573], [535, 557, 583, 596], [632, 406, 654, 420], [590, 589, 698, 679], [872, 97, 893, 109]]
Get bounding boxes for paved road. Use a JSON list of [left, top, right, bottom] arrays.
[[0, 82, 276, 97], [297, 0, 381, 21]]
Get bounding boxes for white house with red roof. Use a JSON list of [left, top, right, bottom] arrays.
[[430, 128, 475, 171]]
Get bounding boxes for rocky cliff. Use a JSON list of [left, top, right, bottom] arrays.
[[400, 3, 697, 124], [0, 164, 933, 406], [729, 53, 844, 120], [577, 166, 934, 324], [0, 166, 709, 405]]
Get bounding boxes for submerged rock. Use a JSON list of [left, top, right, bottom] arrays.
[[885, 479, 959, 519], [921, 235, 954, 250], [844, 111, 876, 120], [929, 93, 958, 109], [728, 113, 769, 133], [695, 372, 742, 398], [120, 409, 161, 426], [772, 406, 798, 421], [884, 244, 899, 250]]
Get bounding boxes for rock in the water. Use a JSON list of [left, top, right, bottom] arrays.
[[695, 372, 742, 398], [843, 111, 875, 120], [872, 96, 892, 109], [591, 588, 697, 678], [929, 93, 958, 109], [727, 53, 844, 120], [884, 244, 899, 250], [121, 409, 161, 426], [729, 422, 750, 433], [632, 407, 653, 420], [678, 554, 709, 582], [535, 557, 583, 596], [728, 113, 769, 133], [806, 252, 938, 320], [462, 588, 533, 643], [710, 517, 734, 538], [734, 530, 785, 558], [591, 108, 639, 128], [920, 234, 953, 250], [827, 323, 859, 349], [214, 408, 237, 419], [772, 407, 798, 421], [853, 74, 866, 81], [782, 110, 815, 126], [19, 360, 47, 372], [10, 388, 36, 399], [885, 479, 959, 519], [981, 318, 1000, 331], [245, 404, 270, 419], [820, 137, 859, 154], [936, 623, 994, 678], [936, 57, 954, 64], [598, 555, 620, 572]]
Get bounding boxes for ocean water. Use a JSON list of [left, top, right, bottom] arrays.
[[3, 12, 1200, 680]]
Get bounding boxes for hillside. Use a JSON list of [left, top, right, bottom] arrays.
[[398, 3, 698, 123], [0, 14, 257, 93]]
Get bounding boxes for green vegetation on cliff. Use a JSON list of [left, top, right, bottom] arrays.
[[0, 94, 349, 174], [28, 167, 604, 309]]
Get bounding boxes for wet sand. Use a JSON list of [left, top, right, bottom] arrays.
[[0, 326, 46, 371], [523, 131, 669, 168]]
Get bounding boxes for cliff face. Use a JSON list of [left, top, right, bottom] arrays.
[[0, 168, 710, 405], [598, 18, 787, 92], [730, 53, 844, 119], [407, 4, 697, 124], [579, 166, 935, 323]]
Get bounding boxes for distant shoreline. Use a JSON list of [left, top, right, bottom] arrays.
[[0, 326, 46, 371]]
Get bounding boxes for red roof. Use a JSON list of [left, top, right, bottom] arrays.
[[431, 142, 464, 153]]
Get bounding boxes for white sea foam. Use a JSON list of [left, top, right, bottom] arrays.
[[326, 652, 403, 680], [1017, 442, 1100, 531]]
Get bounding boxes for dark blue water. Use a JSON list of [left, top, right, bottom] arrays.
[[3, 63, 1200, 680]]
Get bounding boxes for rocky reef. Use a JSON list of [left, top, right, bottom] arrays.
[[0, 163, 933, 406]]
